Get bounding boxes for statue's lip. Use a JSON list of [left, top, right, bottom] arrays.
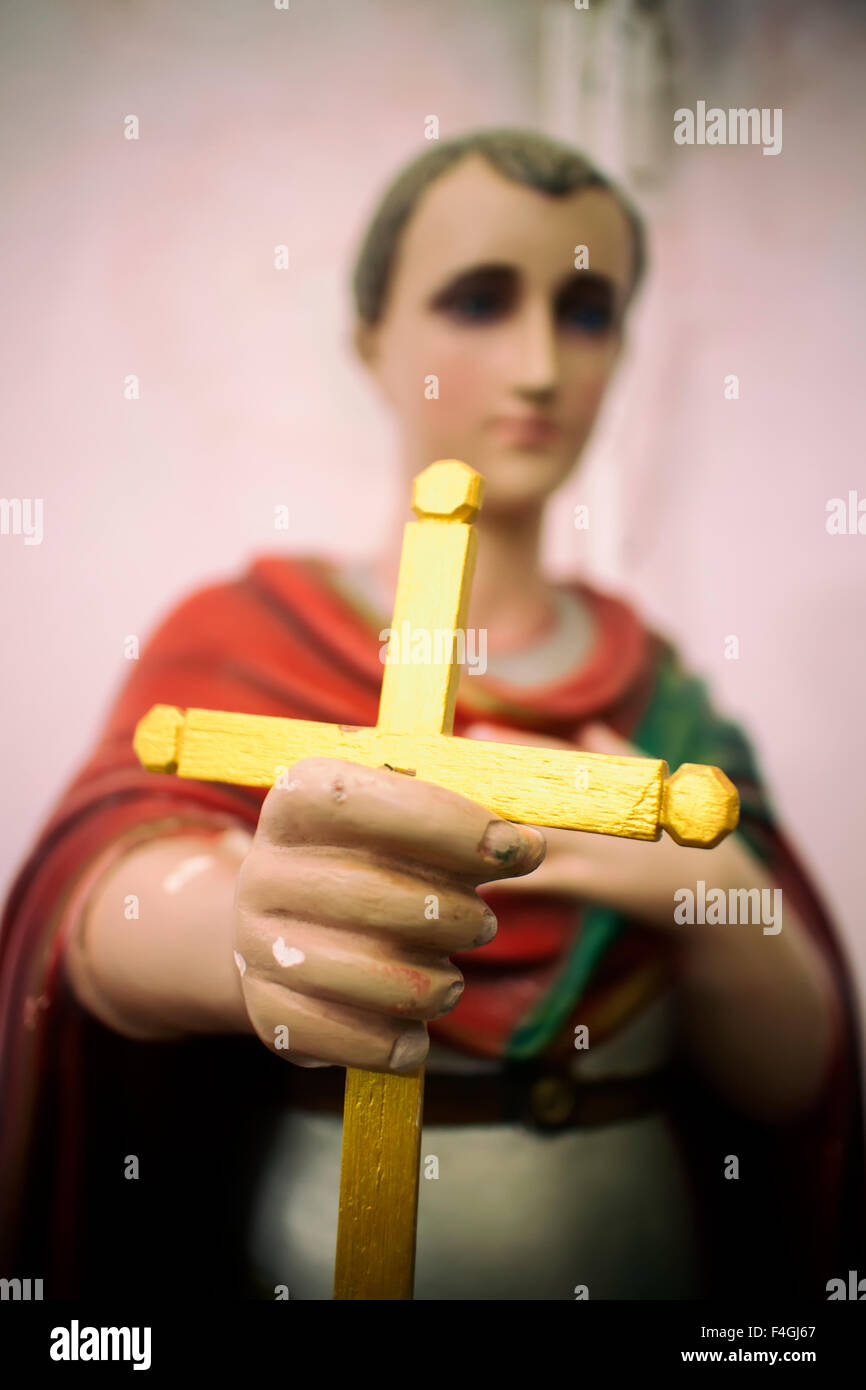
[[488, 413, 561, 441]]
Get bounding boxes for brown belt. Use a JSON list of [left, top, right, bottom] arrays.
[[284, 1059, 673, 1131]]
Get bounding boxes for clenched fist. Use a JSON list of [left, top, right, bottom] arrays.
[[232, 757, 546, 1074]]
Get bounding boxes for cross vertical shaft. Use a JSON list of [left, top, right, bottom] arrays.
[[333, 459, 483, 1300]]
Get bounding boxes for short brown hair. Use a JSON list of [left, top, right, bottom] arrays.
[[351, 126, 647, 327]]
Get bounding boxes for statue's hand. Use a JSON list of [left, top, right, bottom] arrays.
[[464, 721, 726, 934], [232, 757, 545, 1073]]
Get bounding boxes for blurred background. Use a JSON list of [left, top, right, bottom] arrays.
[[1, 0, 864, 1055]]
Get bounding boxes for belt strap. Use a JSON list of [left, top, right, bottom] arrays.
[[284, 1058, 673, 1131]]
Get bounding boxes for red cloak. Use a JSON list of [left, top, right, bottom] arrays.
[[1, 553, 863, 1299]]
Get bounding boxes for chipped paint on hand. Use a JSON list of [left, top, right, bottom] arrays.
[[273, 937, 305, 968]]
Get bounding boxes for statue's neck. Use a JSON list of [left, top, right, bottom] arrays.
[[373, 501, 558, 652]]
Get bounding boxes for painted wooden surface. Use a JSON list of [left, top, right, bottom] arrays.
[[333, 460, 478, 1299], [134, 710, 738, 848], [133, 458, 740, 1300]]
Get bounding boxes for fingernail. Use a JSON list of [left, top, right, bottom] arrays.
[[478, 820, 523, 865], [389, 1031, 428, 1072], [438, 979, 465, 1014], [474, 907, 498, 946], [478, 820, 544, 869]]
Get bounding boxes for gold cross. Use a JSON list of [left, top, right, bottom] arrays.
[[134, 459, 739, 1300]]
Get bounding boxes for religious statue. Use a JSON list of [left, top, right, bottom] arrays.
[[1, 128, 863, 1302]]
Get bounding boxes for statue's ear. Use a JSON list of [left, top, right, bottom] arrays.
[[352, 319, 377, 367]]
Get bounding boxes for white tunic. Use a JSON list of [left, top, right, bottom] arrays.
[[247, 564, 705, 1297], [247, 991, 706, 1300]]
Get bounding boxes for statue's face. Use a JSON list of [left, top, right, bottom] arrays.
[[355, 153, 636, 514]]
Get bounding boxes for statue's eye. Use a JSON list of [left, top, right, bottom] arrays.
[[557, 275, 617, 335], [562, 302, 612, 332], [448, 288, 506, 322], [430, 268, 516, 325]]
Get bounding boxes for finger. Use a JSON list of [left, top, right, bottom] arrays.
[[238, 843, 497, 952], [238, 915, 465, 1021], [242, 973, 430, 1074], [488, 857, 587, 900], [575, 722, 642, 756], [464, 721, 574, 752], [257, 757, 546, 882]]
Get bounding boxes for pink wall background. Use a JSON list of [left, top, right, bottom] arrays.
[[2, 2, 864, 1053]]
